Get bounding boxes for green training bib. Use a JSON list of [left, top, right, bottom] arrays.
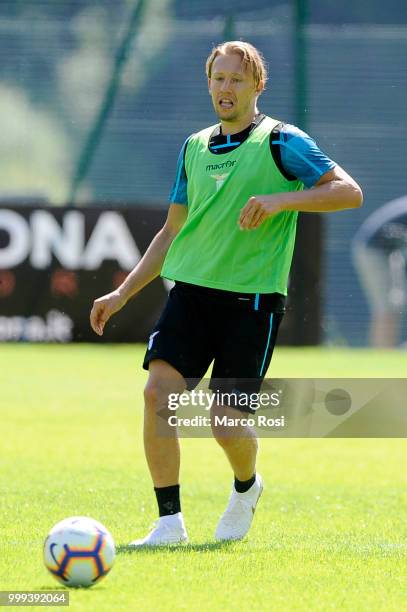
[[161, 116, 303, 294]]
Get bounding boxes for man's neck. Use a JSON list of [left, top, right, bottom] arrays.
[[220, 109, 260, 136]]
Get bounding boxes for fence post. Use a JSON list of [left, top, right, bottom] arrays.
[[67, 0, 146, 207], [292, 0, 323, 345]]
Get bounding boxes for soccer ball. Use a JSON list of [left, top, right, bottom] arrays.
[[43, 516, 115, 587]]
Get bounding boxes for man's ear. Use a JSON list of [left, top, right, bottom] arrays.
[[208, 77, 211, 94], [256, 79, 265, 95]]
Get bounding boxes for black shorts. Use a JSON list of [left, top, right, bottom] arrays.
[[143, 282, 284, 413]]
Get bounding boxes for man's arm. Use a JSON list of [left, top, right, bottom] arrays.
[[239, 165, 363, 230], [90, 203, 187, 335]]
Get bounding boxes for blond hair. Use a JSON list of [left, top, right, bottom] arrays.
[[206, 41, 268, 89]]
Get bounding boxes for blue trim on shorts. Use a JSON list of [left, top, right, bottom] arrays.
[[259, 313, 274, 377], [254, 293, 260, 310]]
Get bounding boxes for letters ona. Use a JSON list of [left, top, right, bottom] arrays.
[[0, 209, 141, 270]]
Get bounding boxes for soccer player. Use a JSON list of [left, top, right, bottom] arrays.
[[90, 41, 363, 545], [352, 195, 407, 347]]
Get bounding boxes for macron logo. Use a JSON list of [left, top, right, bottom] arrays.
[[206, 160, 236, 172]]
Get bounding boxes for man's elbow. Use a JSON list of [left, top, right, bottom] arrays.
[[353, 184, 363, 208], [347, 181, 363, 209]]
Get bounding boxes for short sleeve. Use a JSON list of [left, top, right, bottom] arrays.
[[277, 124, 336, 188], [168, 137, 190, 204]]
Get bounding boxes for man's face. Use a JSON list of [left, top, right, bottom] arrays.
[[208, 53, 263, 123]]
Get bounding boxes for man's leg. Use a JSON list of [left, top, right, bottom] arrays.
[[370, 250, 406, 347], [370, 311, 401, 347], [129, 359, 188, 547], [210, 403, 263, 541], [143, 359, 185, 487], [210, 403, 258, 481], [209, 309, 284, 541], [353, 244, 403, 347]]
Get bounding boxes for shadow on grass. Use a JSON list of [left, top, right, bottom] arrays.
[[117, 540, 239, 555], [38, 585, 70, 590], [39, 583, 109, 591]]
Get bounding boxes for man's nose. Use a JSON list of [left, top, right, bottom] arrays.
[[220, 79, 233, 91]]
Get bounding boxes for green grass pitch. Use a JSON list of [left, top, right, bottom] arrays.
[[1, 344, 407, 611]]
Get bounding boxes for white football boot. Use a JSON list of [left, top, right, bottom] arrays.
[[215, 474, 263, 541], [128, 512, 188, 547]]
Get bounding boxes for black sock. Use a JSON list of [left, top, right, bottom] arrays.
[[234, 473, 256, 493], [154, 484, 181, 517]]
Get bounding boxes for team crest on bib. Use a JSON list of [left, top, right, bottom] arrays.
[[210, 173, 229, 191]]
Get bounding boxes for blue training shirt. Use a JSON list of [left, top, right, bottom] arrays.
[[169, 121, 336, 204]]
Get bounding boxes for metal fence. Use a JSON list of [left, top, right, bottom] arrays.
[[0, 4, 405, 345]]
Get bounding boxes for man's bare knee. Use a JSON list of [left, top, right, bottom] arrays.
[[211, 409, 257, 447], [144, 359, 185, 412], [143, 383, 164, 411]]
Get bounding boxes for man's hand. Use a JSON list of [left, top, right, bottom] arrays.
[[90, 290, 127, 336], [239, 195, 282, 230]]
